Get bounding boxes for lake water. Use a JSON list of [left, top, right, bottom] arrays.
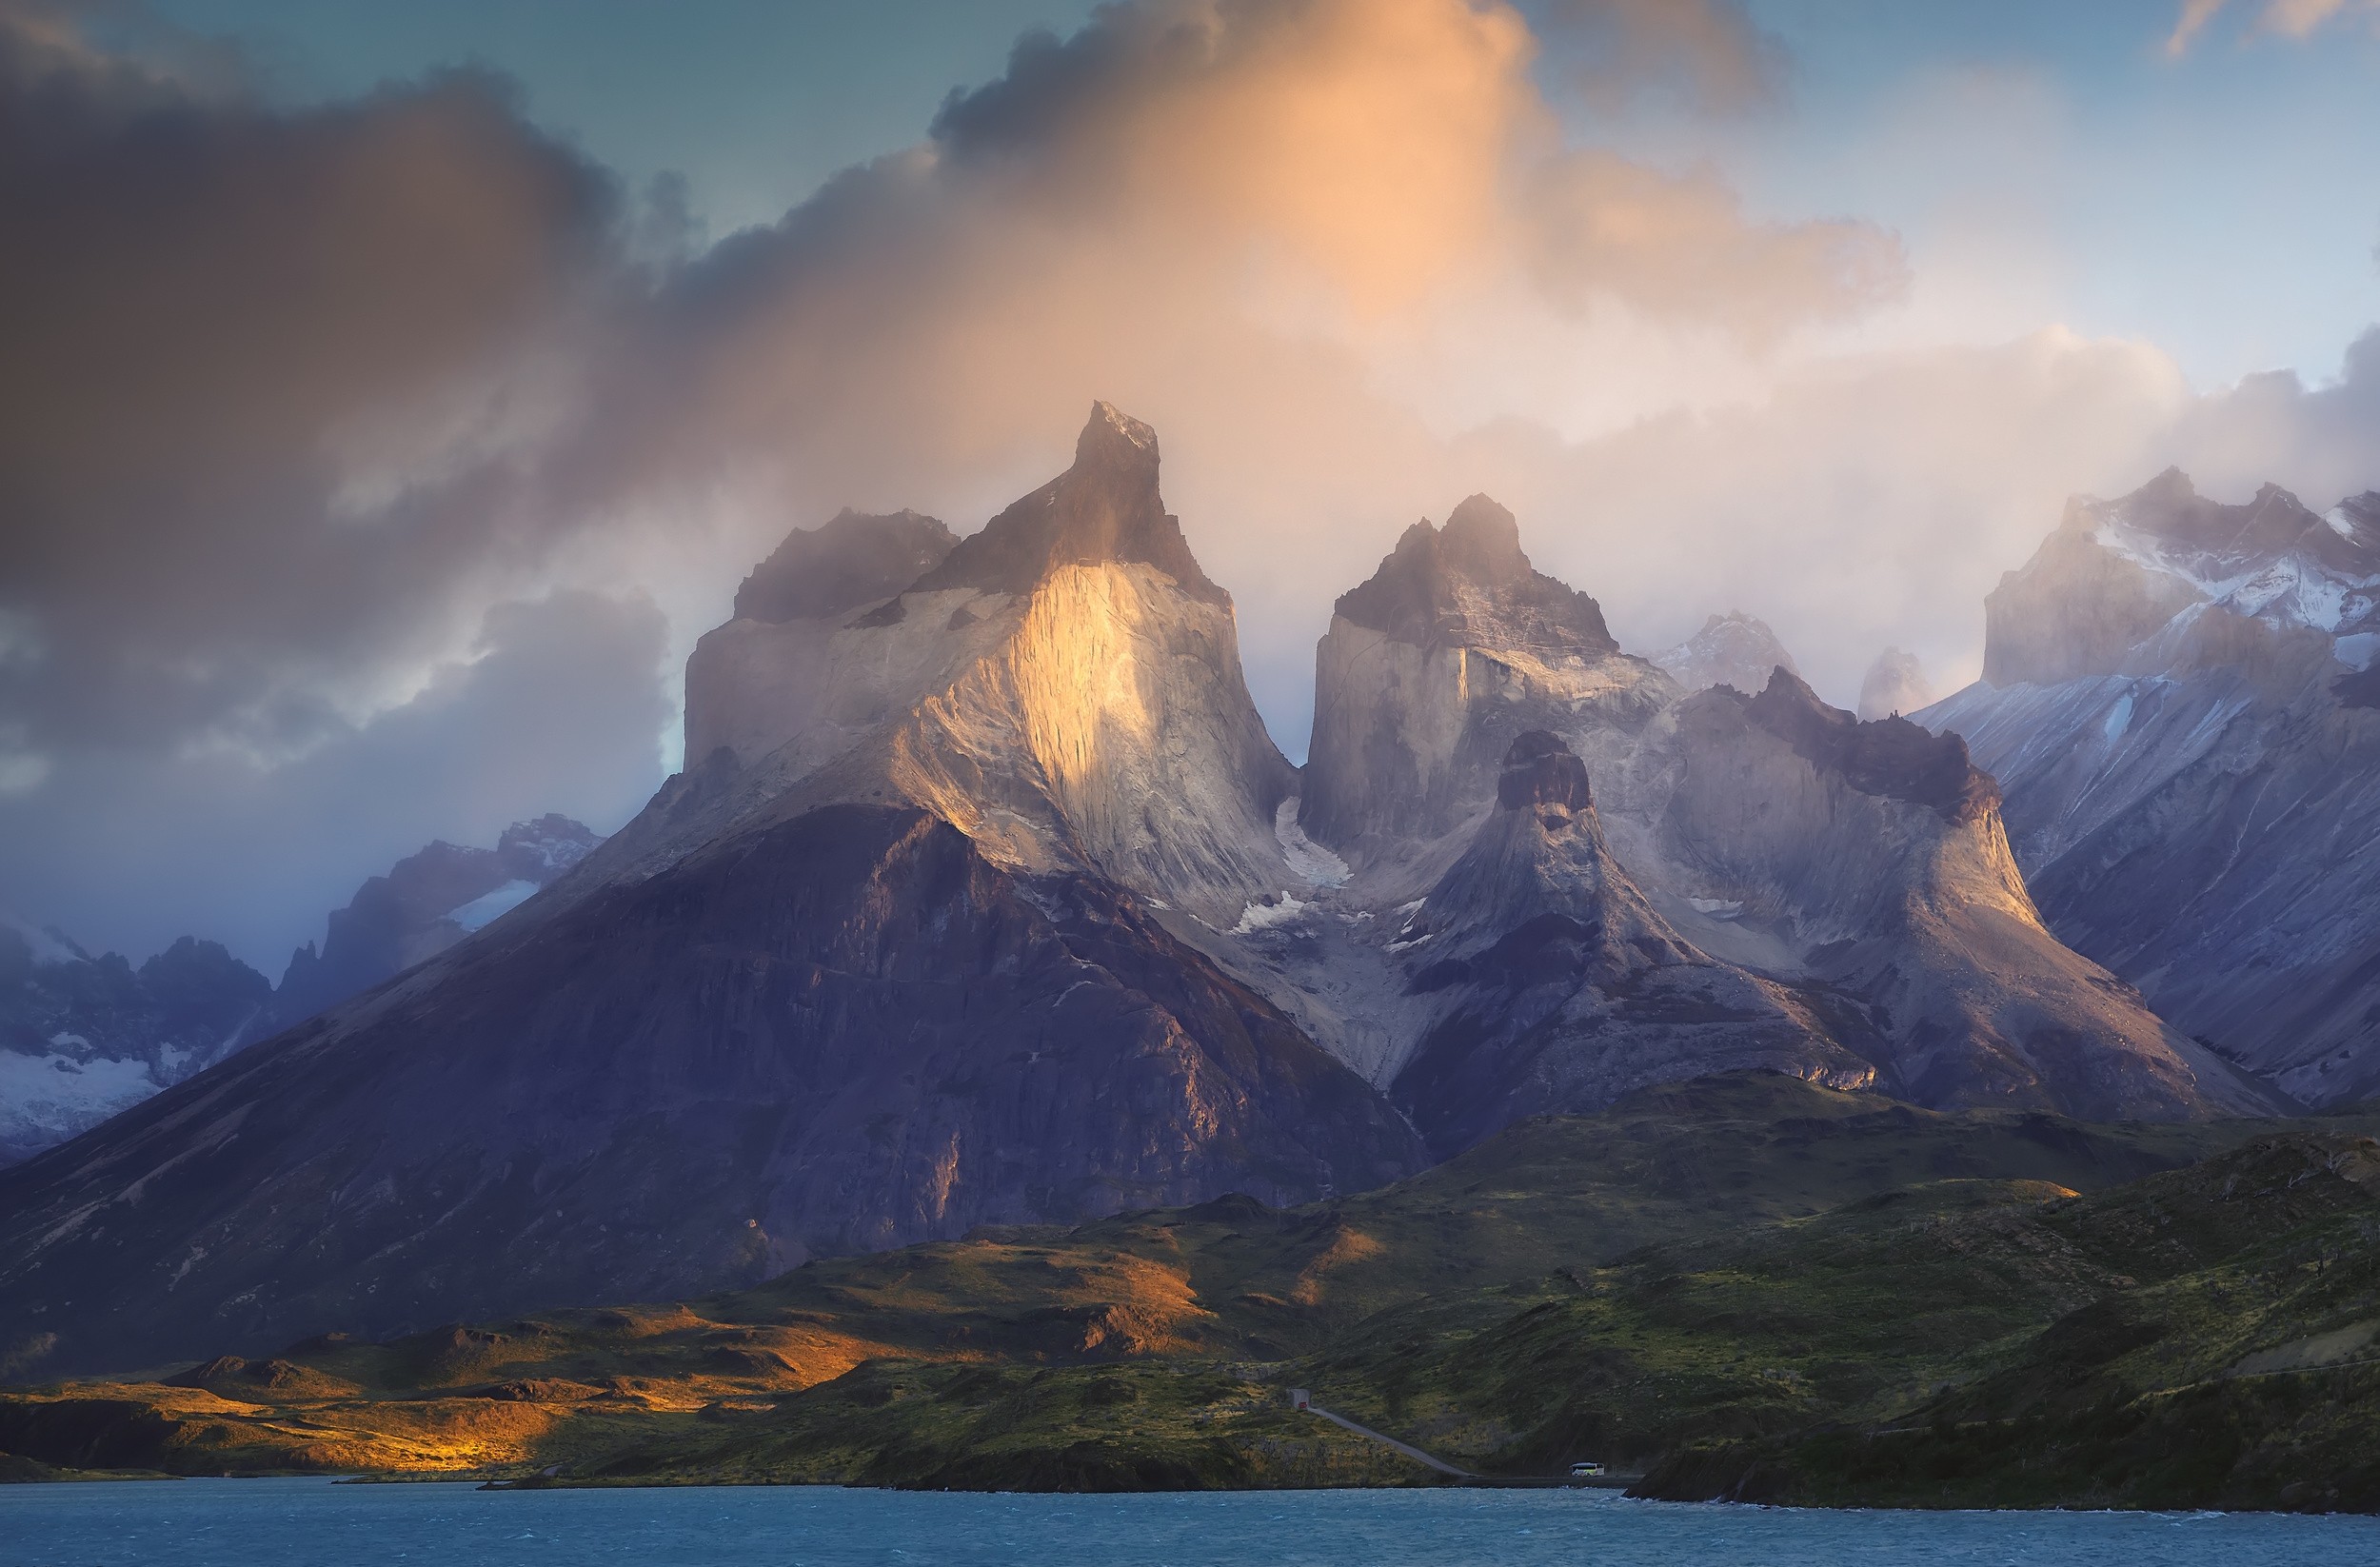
[[3, 1478, 2373, 1566]]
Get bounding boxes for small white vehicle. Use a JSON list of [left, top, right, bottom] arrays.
[[1569, 1460, 1606, 1478]]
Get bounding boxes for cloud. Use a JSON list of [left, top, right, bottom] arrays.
[[2166, 0, 2380, 54], [0, 2, 626, 767], [0, 589, 671, 970], [8, 0, 2376, 969], [1536, 0, 1786, 113]]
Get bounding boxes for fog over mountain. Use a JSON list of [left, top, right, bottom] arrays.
[[1, 0, 2377, 978]]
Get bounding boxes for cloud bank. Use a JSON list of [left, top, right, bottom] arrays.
[[1, 0, 2375, 968]]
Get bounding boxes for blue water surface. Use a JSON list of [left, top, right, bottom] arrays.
[[3, 1479, 2373, 1566]]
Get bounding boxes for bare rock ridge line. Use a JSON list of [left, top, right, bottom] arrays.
[[0, 404, 2300, 1379], [1920, 467, 2380, 1105]]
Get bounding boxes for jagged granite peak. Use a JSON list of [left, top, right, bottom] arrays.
[[732, 508, 958, 624], [1331, 494, 1615, 655], [906, 402, 1225, 605], [1924, 467, 2380, 1105], [1389, 732, 1870, 1152], [1856, 646, 1934, 722], [1301, 498, 1649, 851], [1280, 504, 2268, 1128], [1747, 668, 1993, 823], [1655, 610, 1799, 695]]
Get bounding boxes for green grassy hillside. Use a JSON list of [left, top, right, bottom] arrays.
[[4, 1074, 2374, 1506]]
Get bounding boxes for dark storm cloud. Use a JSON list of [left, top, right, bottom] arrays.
[[0, 588, 671, 970], [0, 2, 625, 762]]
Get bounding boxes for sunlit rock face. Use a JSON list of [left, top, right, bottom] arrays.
[[0, 405, 1421, 1376], [1655, 610, 1799, 696], [1281, 505, 2268, 1136], [1923, 470, 2380, 1105]]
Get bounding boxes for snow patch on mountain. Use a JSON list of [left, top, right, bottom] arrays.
[[446, 880, 540, 933], [1275, 799, 1350, 888], [1233, 892, 1313, 934]]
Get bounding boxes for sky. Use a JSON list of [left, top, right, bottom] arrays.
[[2, 0, 2378, 972]]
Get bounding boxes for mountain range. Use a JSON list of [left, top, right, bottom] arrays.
[[1921, 469, 2380, 1106], [0, 818, 602, 1166], [0, 407, 2327, 1379]]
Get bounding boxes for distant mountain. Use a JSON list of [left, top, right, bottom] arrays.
[[1920, 470, 2380, 1105], [1856, 646, 1933, 721], [271, 814, 602, 1026], [1654, 610, 1799, 696], [0, 817, 602, 1166], [0, 921, 269, 1165]]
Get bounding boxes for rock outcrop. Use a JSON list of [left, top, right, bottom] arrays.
[[1390, 733, 1872, 1155], [0, 405, 1421, 1375], [1655, 610, 1800, 696], [1921, 470, 2380, 1104]]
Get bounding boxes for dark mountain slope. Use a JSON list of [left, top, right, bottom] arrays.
[[0, 802, 1419, 1378]]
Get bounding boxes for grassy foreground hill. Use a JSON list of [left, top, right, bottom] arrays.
[[3, 1074, 2376, 1506]]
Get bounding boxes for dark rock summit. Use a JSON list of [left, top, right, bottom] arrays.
[[732, 508, 957, 623], [909, 402, 1226, 605], [1746, 668, 1996, 823], [1391, 733, 1869, 1154], [1332, 494, 1615, 657]]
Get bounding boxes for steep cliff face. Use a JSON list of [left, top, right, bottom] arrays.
[[1922, 470, 2380, 1105], [0, 406, 1420, 1375], [1279, 504, 2266, 1129], [1656, 675, 2249, 1120], [1655, 611, 1800, 695], [1302, 495, 1659, 856], [683, 510, 958, 768], [1390, 733, 1872, 1155], [645, 404, 1296, 925]]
